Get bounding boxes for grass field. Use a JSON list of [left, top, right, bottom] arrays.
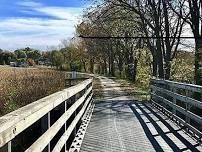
[[0, 66, 66, 115]]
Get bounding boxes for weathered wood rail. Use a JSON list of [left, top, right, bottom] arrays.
[[0, 78, 93, 152], [151, 79, 202, 143]]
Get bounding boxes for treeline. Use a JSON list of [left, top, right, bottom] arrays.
[[0, 48, 42, 66], [0, 43, 90, 72], [74, 0, 202, 85]]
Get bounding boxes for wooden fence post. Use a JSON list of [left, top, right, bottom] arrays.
[[172, 87, 176, 115], [41, 112, 51, 152], [185, 89, 191, 125], [64, 100, 67, 151]]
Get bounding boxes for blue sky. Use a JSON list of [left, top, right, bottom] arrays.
[[0, 0, 89, 50]]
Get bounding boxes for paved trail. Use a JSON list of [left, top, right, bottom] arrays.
[[79, 77, 202, 152]]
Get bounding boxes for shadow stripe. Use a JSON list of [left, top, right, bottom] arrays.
[[144, 103, 200, 152], [129, 102, 164, 152], [133, 102, 182, 152]]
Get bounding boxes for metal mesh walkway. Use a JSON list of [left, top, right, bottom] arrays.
[[79, 77, 202, 152]]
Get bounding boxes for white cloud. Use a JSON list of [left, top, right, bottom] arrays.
[[17, 0, 83, 22], [17, 1, 43, 7], [0, 17, 78, 50], [35, 7, 83, 21], [0, 0, 84, 50]]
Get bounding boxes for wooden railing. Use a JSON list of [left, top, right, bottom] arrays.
[[0, 78, 93, 152], [151, 79, 202, 142]]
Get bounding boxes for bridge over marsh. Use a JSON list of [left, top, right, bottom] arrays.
[[0, 75, 202, 152]]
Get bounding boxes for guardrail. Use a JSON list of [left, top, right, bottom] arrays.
[[0, 78, 93, 152], [65, 78, 90, 87], [150, 79, 202, 142]]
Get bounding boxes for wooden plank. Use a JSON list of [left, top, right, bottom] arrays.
[[151, 85, 202, 109], [152, 79, 202, 93], [25, 87, 92, 152], [52, 94, 93, 152], [0, 79, 92, 148], [151, 93, 202, 125]]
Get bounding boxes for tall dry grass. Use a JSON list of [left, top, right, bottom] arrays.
[[0, 66, 66, 116]]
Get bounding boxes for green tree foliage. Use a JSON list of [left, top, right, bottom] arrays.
[[50, 50, 64, 69], [26, 50, 41, 61], [14, 49, 27, 59], [0, 51, 16, 65]]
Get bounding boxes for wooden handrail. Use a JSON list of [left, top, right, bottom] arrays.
[[52, 93, 93, 152], [151, 79, 202, 93], [0, 78, 93, 151], [151, 85, 202, 109], [151, 93, 202, 125], [25, 87, 92, 152]]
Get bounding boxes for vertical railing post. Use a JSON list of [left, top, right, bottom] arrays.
[[41, 112, 51, 152], [8, 141, 11, 152], [0, 141, 11, 152], [64, 100, 67, 151], [47, 112, 50, 152], [71, 71, 77, 137], [185, 89, 191, 125], [74, 95, 77, 137], [150, 80, 154, 102], [172, 86, 176, 115]]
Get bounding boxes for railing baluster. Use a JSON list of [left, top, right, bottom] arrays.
[[64, 100, 67, 151], [74, 95, 77, 137], [8, 141, 11, 152], [7, 141, 12, 152], [47, 112, 51, 152], [41, 112, 51, 152], [172, 87, 176, 115], [0, 141, 11, 152], [185, 89, 191, 125]]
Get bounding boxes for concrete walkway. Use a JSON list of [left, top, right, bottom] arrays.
[[79, 77, 202, 152]]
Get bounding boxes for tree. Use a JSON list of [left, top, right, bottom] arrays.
[[105, 0, 184, 79], [0, 51, 16, 65], [14, 50, 27, 59], [169, 0, 202, 85], [26, 50, 41, 61], [51, 50, 64, 69], [77, 2, 143, 79]]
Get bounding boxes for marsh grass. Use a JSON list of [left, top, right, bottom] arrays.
[[0, 67, 66, 115]]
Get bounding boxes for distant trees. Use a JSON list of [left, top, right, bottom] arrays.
[[74, 0, 201, 85], [14, 50, 27, 59], [25, 48, 41, 62], [76, 3, 144, 80], [0, 47, 41, 66], [50, 50, 64, 69], [79, 0, 185, 79], [0, 51, 16, 65], [14, 47, 41, 63], [0, 44, 88, 71]]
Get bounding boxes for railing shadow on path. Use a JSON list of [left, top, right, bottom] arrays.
[[129, 101, 201, 152], [85, 94, 201, 152]]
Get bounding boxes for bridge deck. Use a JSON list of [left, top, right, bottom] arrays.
[[78, 77, 202, 152]]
